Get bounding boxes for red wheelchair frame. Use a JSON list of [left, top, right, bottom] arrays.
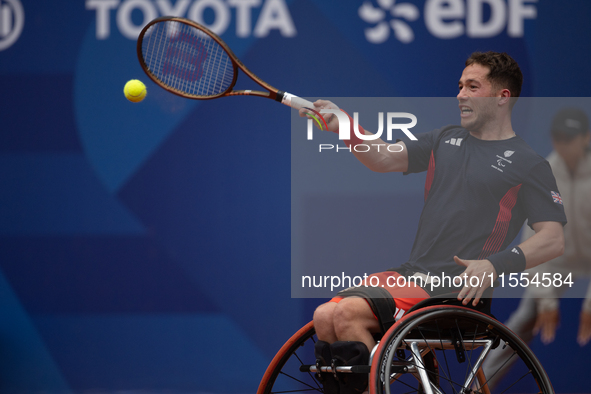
[[257, 302, 553, 394]]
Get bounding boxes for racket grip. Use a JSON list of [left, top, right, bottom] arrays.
[[277, 91, 314, 110]]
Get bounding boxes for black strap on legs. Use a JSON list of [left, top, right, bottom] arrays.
[[336, 286, 397, 334]]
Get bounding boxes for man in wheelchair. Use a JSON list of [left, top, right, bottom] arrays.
[[299, 52, 566, 394]]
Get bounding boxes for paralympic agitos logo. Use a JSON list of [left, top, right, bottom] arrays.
[[305, 110, 418, 153]]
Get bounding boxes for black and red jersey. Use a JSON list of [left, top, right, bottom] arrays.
[[401, 125, 567, 277]]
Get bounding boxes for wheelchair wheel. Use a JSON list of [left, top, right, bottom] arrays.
[[257, 321, 324, 394], [369, 305, 553, 394]]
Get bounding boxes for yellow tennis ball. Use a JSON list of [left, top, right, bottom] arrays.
[[124, 79, 147, 103]]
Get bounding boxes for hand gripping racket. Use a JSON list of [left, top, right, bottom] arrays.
[[137, 16, 316, 112]]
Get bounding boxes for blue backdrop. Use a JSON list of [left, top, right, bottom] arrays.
[[1, 0, 590, 392]]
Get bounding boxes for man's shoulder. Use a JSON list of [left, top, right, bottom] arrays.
[[504, 137, 552, 176], [512, 136, 547, 163], [427, 125, 468, 143], [436, 125, 467, 136]]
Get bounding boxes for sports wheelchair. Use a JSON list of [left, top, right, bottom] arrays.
[[257, 296, 553, 394]]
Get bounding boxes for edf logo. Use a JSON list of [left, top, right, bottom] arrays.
[[360, 0, 537, 44], [0, 0, 24, 51]]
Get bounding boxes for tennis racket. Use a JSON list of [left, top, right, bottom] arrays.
[[136, 16, 315, 111]]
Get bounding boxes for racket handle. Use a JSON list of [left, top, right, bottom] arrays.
[[277, 91, 314, 110]]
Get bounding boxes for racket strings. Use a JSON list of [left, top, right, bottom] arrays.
[[142, 21, 234, 97]]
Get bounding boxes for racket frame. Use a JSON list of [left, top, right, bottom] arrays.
[[137, 16, 290, 104]]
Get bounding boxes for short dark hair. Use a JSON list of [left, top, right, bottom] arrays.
[[465, 51, 523, 99]]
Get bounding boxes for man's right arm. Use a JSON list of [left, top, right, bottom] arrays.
[[352, 138, 409, 173], [299, 99, 410, 173]]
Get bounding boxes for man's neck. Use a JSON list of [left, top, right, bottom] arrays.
[[469, 117, 515, 141]]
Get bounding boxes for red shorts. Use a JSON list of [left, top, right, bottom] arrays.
[[330, 271, 429, 333]]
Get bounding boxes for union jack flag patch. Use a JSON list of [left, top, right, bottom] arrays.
[[551, 191, 563, 205]]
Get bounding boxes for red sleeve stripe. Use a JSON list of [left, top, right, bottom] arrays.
[[478, 184, 522, 260], [424, 151, 435, 201]]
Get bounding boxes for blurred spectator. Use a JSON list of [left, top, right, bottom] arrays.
[[483, 108, 591, 387]]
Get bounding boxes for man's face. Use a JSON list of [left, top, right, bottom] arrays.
[[457, 64, 498, 132], [553, 133, 591, 165]]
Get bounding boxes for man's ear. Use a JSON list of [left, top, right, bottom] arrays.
[[497, 88, 511, 106]]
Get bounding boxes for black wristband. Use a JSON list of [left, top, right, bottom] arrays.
[[486, 246, 526, 276]]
